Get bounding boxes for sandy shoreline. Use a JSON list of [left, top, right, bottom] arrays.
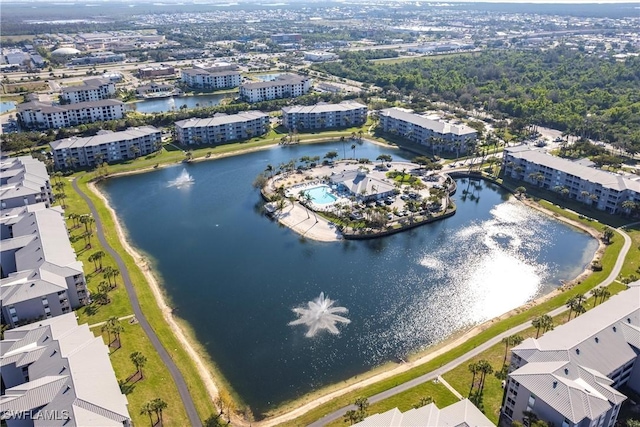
[[90, 143, 606, 427], [87, 181, 222, 407]]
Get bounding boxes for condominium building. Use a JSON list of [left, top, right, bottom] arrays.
[[281, 101, 367, 130], [0, 203, 89, 327], [502, 146, 640, 214], [379, 107, 477, 153], [17, 99, 125, 129], [175, 111, 269, 145], [60, 78, 116, 104], [354, 398, 493, 426], [50, 126, 162, 169], [501, 282, 640, 427], [0, 313, 132, 427], [240, 74, 312, 103], [0, 156, 53, 210], [180, 68, 241, 89]]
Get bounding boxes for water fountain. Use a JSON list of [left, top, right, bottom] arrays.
[[168, 169, 194, 188], [289, 292, 350, 337]]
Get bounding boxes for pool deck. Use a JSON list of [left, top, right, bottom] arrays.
[[273, 201, 342, 242]]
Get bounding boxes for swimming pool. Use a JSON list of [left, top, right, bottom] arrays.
[[304, 186, 337, 205]]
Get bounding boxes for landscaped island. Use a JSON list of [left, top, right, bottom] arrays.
[[259, 157, 456, 241]]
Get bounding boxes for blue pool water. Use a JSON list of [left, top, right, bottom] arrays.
[[305, 185, 337, 205]]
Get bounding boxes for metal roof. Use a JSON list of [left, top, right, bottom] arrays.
[[50, 126, 160, 150], [175, 111, 268, 129], [282, 100, 367, 115], [241, 73, 309, 90], [17, 99, 123, 114], [354, 399, 493, 426], [380, 107, 477, 137]]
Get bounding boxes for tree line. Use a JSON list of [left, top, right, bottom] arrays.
[[313, 47, 640, 153]]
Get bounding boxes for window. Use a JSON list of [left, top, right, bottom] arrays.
[[528, 395, 536, 407]]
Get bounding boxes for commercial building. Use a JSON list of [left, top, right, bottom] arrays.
[[0, 313, 132, 427], [180, 67, 241, 89], [0, 203, 89, 328], [501, 282, 640, 427], [69, 51, 126, 66], [240, 74, 312, 103], [60, 78, 116, 104], [175, 111, 269, 145], [17, 100, 125, 129], [354, 398, 493, 426], [304, 51, 338, 62], [502, 146, 640, 214], [379, 108, 477, 153], [0, 157, 53, 210], [271, 33, 302, 44], [138, 64, 176, 78], [50, 126, 162, 169], [282, 101, 367, 130]]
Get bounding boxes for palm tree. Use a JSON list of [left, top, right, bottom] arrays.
[[591, 288, 603, 306], [151, 398, 168, 425], [413, 396, 433, 409], [111, 269, 121, 289], [80, 215, 95, 233], [602, 227, 614, 244], [102, 316, 118, 345], [533, 314, 554, 337], [351, 144, 356, 159], [130, 351, 148, 379], [140, 402, 155, 426], [468, 362, 480, 396], [532, 316, 543, 338], [600, 288, 611, 303], [621, 200, 636, 216], [476, 359, 494, 393], [55, 192, 67, 208], [111, 321, 124, 349], [566, 294, 587, 321], [502, 334, 524, 364], [93, 250, 105, 271]]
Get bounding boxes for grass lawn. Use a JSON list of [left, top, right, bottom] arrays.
[[325, 381, 459, 427], [53, 175, 224, 426]]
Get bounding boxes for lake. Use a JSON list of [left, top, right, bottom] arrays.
[[100, 141, 598, 416], [126, 93, 234, 114]]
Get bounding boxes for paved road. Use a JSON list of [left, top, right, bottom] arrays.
[[309, 225, 632, 427], [72, 177, 202, 427]]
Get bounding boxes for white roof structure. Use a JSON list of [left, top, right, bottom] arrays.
[[0, 204, 83, 306], [282, 100, 366, 115], [354, 399, 493, 427], [505, 146, 640, 193], [0, 157, 50, 204], [510, 361, 626, 424], [0, 314, 131, 427], [50, 126, 160, 150], [17, 99, 124, 114], [241, 73, 309, 90], [380, 108, 477, 137], [512, 282, 640, 377], [175, 111, 268, 129], [330, 169, 395, 198]]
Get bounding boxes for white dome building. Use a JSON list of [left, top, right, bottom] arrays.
[[51, 47, 81, 56]]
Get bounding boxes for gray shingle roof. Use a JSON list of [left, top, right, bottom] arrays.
[[50, 126, 160, 150], [175, 111, 268, 129], [282, 100, 367, 115], [380, 108, 477, 137], [504, 147, 640, 192]]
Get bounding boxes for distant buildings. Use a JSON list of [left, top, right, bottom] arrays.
[[61, 78, 116, 104], [502, 146, 640, 214], [282, 101, 367, 130], [501, 281, 640, 427], [50, 126, 162, 169], [379, 107, 477, 153], [0, 313, 132, 426], [69, 51, 126, 66], [180, 67, 241, 90], [354, 398, 493, 426], [271, 33, 302, 44], [175, 111, 269, 145], [304, 51, 338, 62], [0, 156, 53, 210], [240, 74, 312, 103], [17, 99, 125, 129], [138, 64, 176, 78]]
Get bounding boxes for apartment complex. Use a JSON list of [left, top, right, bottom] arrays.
[[354, 398, 493, 426], [281, 101, 367, 130], [180, 67, 241, 89], [60, 78, 116, 104], [50, 126, 162, 169], [0, 203, 89, 327], [501, 282, 640, 427], [0, 156, 53, 210], [502, 146, 640, 214], [379, 107, 477, 152], [175, 111, 269, 145], [0, 313, 132, 427], [17, 99, 125, 129], [240, 74, 312, 103]]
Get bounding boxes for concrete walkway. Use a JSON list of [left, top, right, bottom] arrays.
[[72, 177, 203, 427], [88, 314, 136, 329], [308, 225, 632, 427], [437, 376, 463, 400]]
